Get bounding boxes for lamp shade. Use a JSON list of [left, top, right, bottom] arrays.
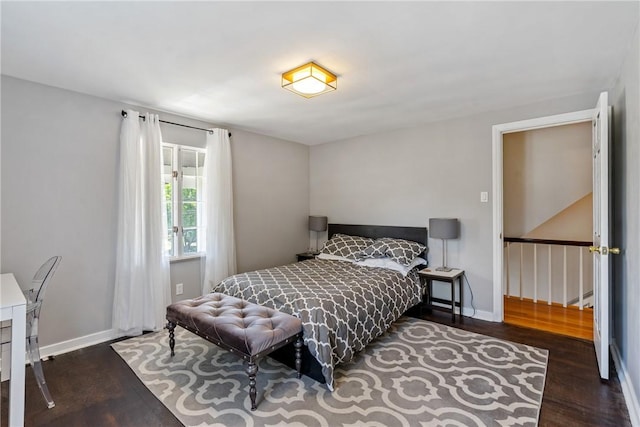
[[309, 216, 328, 232], [429, 218, 459, 240]]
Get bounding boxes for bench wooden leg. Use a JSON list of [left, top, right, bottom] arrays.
[[167, 321, 176, 357], [294, 335, 302, 379], [247, 361, 258, 411]]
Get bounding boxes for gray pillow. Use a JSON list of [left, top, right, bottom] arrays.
[[320, 233, 375, 260], [356, 239, 388, 259], [358, 237, 426, 266]]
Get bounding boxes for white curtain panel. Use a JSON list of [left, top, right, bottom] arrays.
[[203, 128, 236, 294], [113, 110, 171, 336]]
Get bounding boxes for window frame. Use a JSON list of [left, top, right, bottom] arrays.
[[163, 142, 206, 261]]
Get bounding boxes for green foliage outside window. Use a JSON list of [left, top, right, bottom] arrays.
[[183, 187, 197, 202], [183, 202, 197, 227], [165, 182, 173, 227]]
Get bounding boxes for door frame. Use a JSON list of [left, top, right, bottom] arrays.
[[491, 109, 594, 321]]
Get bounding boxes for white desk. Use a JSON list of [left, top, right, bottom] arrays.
[[1, 273, 26, 427]]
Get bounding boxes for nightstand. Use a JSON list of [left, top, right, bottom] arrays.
[[296, 252, 318, 262], [418, 268, 465, 322]]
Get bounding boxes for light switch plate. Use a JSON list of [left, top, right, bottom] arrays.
[[176, 283, 184, 295], [481, 192, 489, 203]]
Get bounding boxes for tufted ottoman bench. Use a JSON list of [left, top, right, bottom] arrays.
[[166, 292, 303, 411]]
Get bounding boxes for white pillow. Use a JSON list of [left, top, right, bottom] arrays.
[[356, 256, 426, 276], [316, 253, 357, 263]]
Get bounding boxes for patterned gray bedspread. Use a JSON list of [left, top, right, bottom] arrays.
[[213, 258, 422, 390]]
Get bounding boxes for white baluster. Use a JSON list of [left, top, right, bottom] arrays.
[[506, 242, 510, 297], [533, 244, 538, 303], [579, 247, 584, 310], [519, 243, 523, 299], [548, 245, 552, 305], [563, 245, 567, 307]]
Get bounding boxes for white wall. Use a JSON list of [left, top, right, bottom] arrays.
[[503, 122, 592, 238], [310, 92, 601, 316], [0, 76, 309, 347], [611, 22, 640, 425]]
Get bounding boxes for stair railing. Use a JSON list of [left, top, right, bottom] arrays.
[[504, 237, 593, 309]]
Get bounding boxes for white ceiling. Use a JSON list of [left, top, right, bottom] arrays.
[[1, 1, 638, 145]]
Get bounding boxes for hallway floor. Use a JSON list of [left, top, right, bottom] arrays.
[[504, 295, 593, 340]]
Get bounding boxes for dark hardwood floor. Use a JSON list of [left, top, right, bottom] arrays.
[[2, 310, 631, 426], [417, 310, 631, 427], [1, 335, 182, 427]]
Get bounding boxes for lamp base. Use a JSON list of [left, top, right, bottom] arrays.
[[435, 266, 453, 272]]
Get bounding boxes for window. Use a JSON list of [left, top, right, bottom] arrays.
[[162, 144, 206, 258]]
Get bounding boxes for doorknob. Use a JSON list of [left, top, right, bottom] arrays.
[[590, 246, 621, 255]]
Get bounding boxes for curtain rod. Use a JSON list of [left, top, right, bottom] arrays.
[[120, 110, 231, 137]]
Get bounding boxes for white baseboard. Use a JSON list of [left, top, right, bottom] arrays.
[[463, 307, 495, 322], [428, 302, 495, 323], [612, 340, 640, 427], [1, 328, 121, 382], [39, 328, 122, 359]]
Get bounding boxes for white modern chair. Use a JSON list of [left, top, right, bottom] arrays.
[[23, 256, 62, 409]]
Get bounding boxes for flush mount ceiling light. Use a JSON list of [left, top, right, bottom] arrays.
[[281, 62, 337, 98]]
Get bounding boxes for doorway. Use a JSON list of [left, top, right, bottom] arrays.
[[491, 109, 594, 334], [502, 122, 594, 339]]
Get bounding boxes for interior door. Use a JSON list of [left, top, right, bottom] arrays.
[[591, 91, 612, 380]]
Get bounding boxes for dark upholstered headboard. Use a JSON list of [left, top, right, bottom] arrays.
[[327, 224, 428, 259]]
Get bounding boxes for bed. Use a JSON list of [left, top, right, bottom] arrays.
[[213, 223, 428, 390]]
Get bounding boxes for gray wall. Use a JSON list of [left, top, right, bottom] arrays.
[[310, 91, 601, 316], [232, 128, 310, 273], [0, 76, 309, 346], [612, 23, 640, 421]]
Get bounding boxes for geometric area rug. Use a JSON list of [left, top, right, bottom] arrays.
[[111, 316, 548, 427]]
